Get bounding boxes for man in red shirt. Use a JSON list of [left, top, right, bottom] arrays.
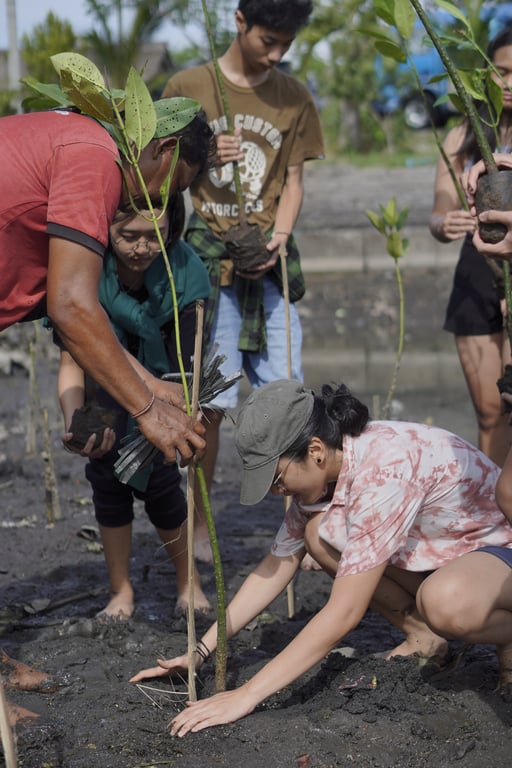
[[0, 100, 215, 727]]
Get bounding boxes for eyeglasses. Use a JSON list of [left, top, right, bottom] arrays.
[[113, 235, 162, 254], [272, 455, 295, 492]]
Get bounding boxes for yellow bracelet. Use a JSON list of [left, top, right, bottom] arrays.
[[131, 391, 155, 419]]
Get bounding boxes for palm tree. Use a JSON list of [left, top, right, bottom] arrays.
[[84, 0, 185, 88]]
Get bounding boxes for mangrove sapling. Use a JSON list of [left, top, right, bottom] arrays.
[[366, 198, 408, 419]]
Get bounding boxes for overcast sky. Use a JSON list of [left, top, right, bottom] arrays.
[[0, 0, 189, 49]]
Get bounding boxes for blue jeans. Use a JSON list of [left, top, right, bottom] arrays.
[[208, 278, 303, 408]]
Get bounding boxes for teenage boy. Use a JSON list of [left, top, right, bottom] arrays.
[[163, 0, 324, 560]]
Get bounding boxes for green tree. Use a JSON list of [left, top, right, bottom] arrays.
[[22, 12, 79, 83], [296, 0, 387, 154], [82, 0, 236, 89]]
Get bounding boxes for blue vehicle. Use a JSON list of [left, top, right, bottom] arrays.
[[374, 2, 512, 129]]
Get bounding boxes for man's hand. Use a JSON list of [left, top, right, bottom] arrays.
[[136, 398, 205, 465], [150, 378, 187, 410]]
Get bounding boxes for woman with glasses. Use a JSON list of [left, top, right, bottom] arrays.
[[132, 379, 512, 735], [55, 192, 211, 621]]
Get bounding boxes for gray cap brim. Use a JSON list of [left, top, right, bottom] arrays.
[[240, 455, 280, 506]]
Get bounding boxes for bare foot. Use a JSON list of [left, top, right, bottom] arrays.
[[96, 591, 134, 621], [381, 635, 449, 662], [7, 701, 41, 728], [496, 642, 512, 691], [0, 649, 56, 693], [175, 587, 212, 619], [194, 533, 213, 564], [300, 553, 322, 572]]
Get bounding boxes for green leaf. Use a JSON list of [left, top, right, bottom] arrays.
[[457, 69, 486, 101], [373, 0, 396, 27], [154, 97, 202, 136], [397, 207, 410, 230], [124, 67, 156, 152], [394, 0, 415, 40], [159, 141, 180, 206], [387, 231, 404, 260], [433, 0, 470, 31], [51, 52, 106, 89], [60, 70, 115, 122], [21, 76, 71, 108], [355, 25, 397, 44], [383, 197, 399, 227], [487, 75, 504, 123], [365, 209, 386, 235], [374, 40, 407, 64]]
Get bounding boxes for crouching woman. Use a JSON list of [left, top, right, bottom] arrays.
[[132, 380, 512, 735]]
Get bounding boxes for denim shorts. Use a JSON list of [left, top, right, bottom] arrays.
[[476, 545, 512, 568], [208, 278, 303, 409]]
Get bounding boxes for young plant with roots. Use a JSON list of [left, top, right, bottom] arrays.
[[23, 53, 228, 695], [366, 198, 408, 419]]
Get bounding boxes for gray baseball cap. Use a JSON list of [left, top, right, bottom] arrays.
[[235, 380, 315, 506]]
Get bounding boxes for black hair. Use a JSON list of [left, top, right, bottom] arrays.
[[111, 190, 184, 249], [167, 190, 186, 248], [457, 24, 512, 163], [171, 109, 217, 176], [237, 0, 313, 33], [283, 383, 370, 459]]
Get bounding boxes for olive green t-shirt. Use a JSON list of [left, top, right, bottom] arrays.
[[163, 62, 324, 239]]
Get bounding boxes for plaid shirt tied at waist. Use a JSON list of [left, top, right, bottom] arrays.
[[185, 211, 305, 354]]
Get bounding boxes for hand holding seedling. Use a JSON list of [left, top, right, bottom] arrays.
[[216, 127, 244, 165]]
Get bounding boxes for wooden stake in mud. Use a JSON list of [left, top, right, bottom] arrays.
[[0, 675, 17, 768], [279, 242, 296, 619], [42, 408, 62, 523], [25, 339, 40, 456], [186, 300, 205, 702]]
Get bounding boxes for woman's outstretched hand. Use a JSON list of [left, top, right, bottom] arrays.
[[169, 687, 258, 737], [129, 654, 191, 683]]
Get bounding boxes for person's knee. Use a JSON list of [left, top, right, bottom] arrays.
[[477, 404, 505, 432], [417, 577, 480, 638]]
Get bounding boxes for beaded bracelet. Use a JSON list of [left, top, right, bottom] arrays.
[[194, 639, 212, 663], [131, 391, 155, 419], [274, 230, 290, 237]]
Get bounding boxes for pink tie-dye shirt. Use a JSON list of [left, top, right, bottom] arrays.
[[271, 421, 512, 576]]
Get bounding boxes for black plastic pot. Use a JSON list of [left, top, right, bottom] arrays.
[[474, 168, 512, 244]]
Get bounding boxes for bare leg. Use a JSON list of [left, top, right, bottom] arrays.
[[417, 551, 512, 687], [304, 516, 448, 659], [193, 408, 223, 564], [455, 332, 511, 466], [370, 567, 448, 660], [97, 523, 134, 619], [156, 525, 211, 617]]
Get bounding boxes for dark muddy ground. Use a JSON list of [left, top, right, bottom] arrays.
[[2, 163, 512, 768]]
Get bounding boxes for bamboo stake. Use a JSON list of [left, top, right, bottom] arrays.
[[25, 341, 39, 456], [0, 676, 17, 768], [279, 242, 296, 619], [186, 301, 205, 702], [42, 409, 61, 524]]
